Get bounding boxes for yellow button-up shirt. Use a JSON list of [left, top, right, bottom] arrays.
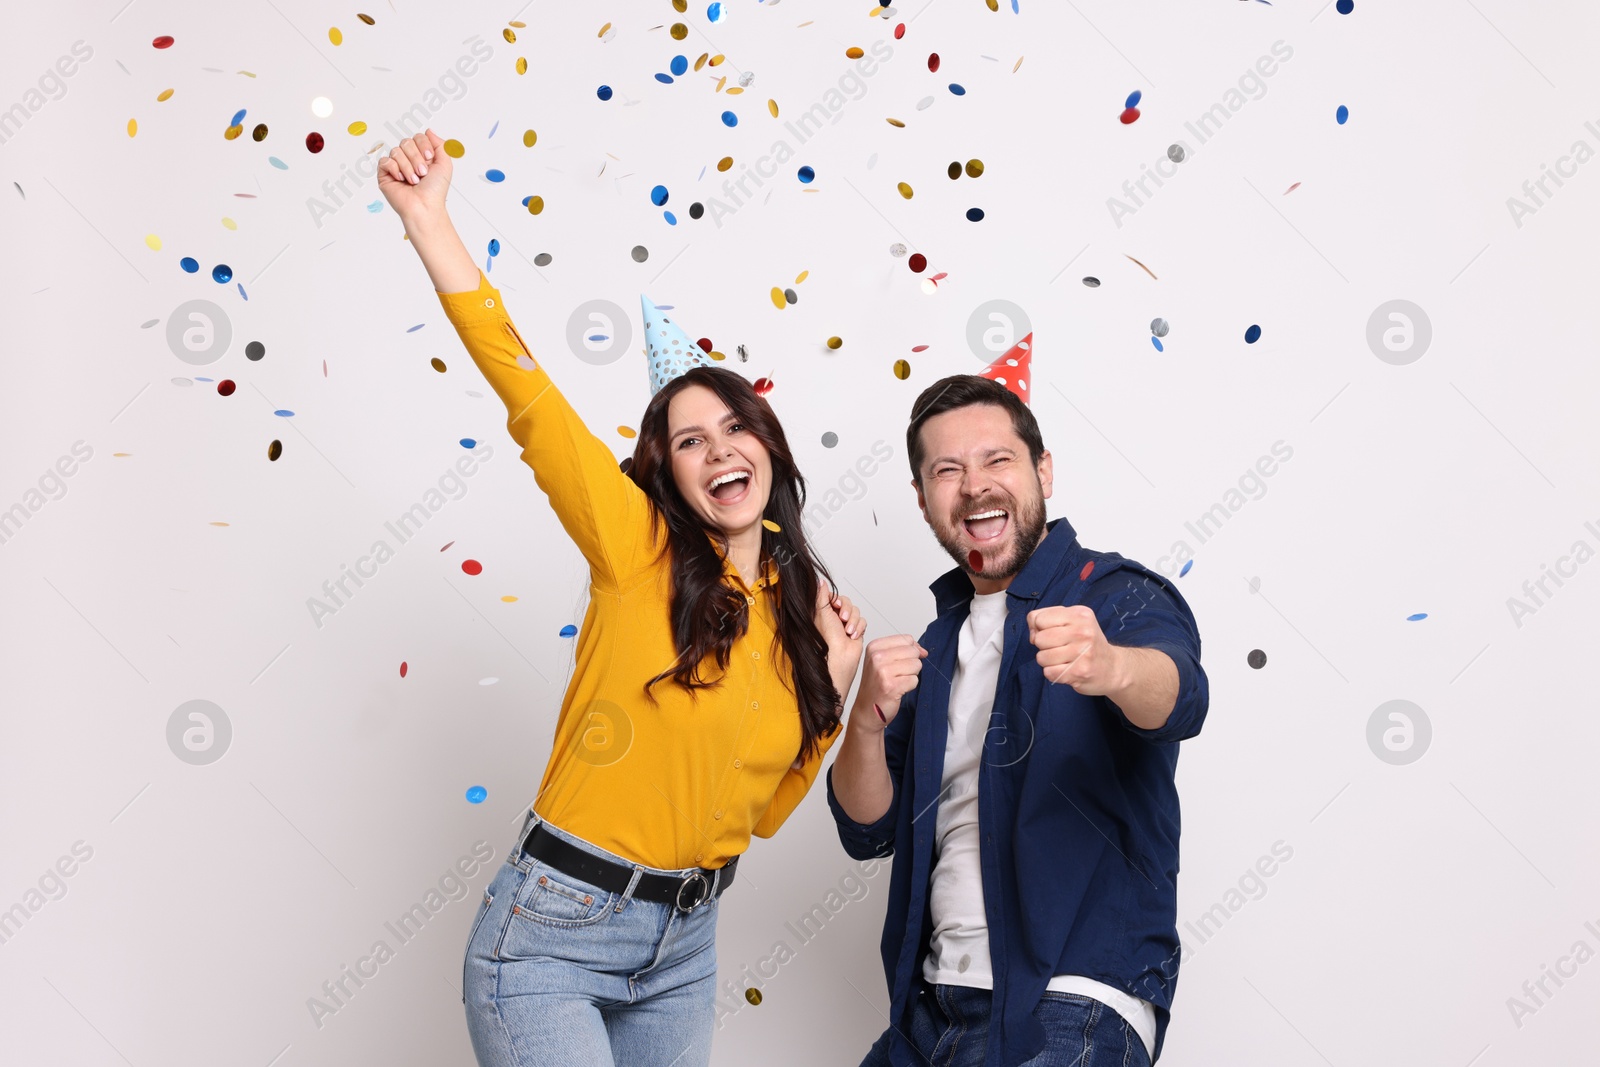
[[437, 270, 838, 871]]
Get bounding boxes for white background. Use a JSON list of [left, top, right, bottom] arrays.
[[2, 0, 1597, 1064]]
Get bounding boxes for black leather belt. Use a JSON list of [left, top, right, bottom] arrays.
[[517, 821, 737, 912]]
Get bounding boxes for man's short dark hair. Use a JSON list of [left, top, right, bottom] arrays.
[[906, 374, 1045, 486]]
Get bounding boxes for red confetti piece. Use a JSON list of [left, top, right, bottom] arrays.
[[1119, 107, 1140, 124], [1283, 182, 1301, 195], [894, 23, 906, 39], [968, 549, 983, 573], [1080, 560, 1095, 580], [696, 336, 713, 353], [928, 53, 940, 72], [462, 559, 483, 575], [152, 35, 175, 49], [306, 131, 325, 153], [400, 661, 408, 678], [217, 379, 236, 396], [440, 540, 455, 552], [911, 344, 929, 352], [908, 252, 927, 273], [929, 272, 948, 283], [753, 377, 774, 397]]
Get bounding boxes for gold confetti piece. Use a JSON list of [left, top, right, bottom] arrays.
[[127, 118, 139, 137], [267, 440, 282, 462], [209, 521, 230, 527], [618, 426, 637, 439], [503, 28, 517, 43], [113, 452, 132, 457], [509, 20, 525, 28], [761, 519, 782, 533], [348, 120, 367, 135], [527, 195, 545, 215], [986, 0, 998, 9], [965, 159, 984, 177], [709, 54, 725, 66], [846, 47, 864, 59], [598, 21, 612, 37], [717, 156, 733, 172], [1124, 253, 1158, 280], [709, 350, 726, 361], [221, 217, 236, 230], [798, 20, 814, 27], [224, 124, 242, 140], [523, 129, 537, 147], [672, 0, 687, 10], [329, 27, 343, 45], [156, 88, 174, 102], [715, 75, 727, 92], [826, 336, 842, 349], [770, 287, 786, 310], [694, 52, 709, 71], [670, 22, 688, 39], [358, 13, 375, 25], [725, 86, 744, 95], [501, 595, 518, 602], [745, 987, 763, 1006], [144, 234, 162, 250], [886, 117, 905, 127], [238, 71, 256, 77], [1013, 56, 1024, 73], [869, 5, 886, 14], [430, 357, 448, 372], [516, 56, 527, 75], [795, 270, 809, 284], [768, 99, 779, 118], [442, 138, 465, 158], [893, 359, 911, 380], [896, 181, 914, 199]]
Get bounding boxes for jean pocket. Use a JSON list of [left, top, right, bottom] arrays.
[[513, 861, 616, 928]]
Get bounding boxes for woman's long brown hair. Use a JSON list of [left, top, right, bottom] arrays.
[[627, 365, 842, 763]]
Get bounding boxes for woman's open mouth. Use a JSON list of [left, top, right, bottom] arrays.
[[962, 508, 1009, 544], [706, 468, 752, 507]]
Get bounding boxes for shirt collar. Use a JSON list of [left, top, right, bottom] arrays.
[[706, 530, 781, 591], [929, 516, 1078, 615]]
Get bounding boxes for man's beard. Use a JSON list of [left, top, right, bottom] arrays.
[[930, 485, 1047, 582]]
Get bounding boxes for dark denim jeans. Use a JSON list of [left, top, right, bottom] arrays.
[[859, 983, 1153, 1067]]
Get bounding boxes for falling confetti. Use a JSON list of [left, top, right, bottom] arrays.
[[761, 519, 781, 533], [1082, 276, 1100, 287], [632, 245, 649, 262], [560, 624, 578, 637], [1337, 0, 1353, 12], [1151, 318, 1169, 338], [1283, 181, 1301, 195], [893, 359, 911, 379], [821, 432, 838, 448], [462, 559, 483, 576], [753, 377, 774, 397], [1079, 561, 1095, 580], [267, 440, 282, 461], [1247, 649, 1267, 669], [597, 85, 614, 100], [152, 35, 175, 49], [466, 785, 488, 804], [896, 181, 914, 199], [1244, 324, 1262, 343], [966, 208, 985, 222], [246, 341, 265, 360], [1406, 613, 1428, 621], [1336, 105, 1349, 125], [968, 549, 983, 572], [1119, 107, 1140, 124], [826, 336, 842, 349], [745, 988, 762, 1006], [1179, 559, 1193, 576], [908, 252, 927, 272], [1168, 144, 1186, 163], [400, 661, 408, 678], [1124, 254, 1158, 280]]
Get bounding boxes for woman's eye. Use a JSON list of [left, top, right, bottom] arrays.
[[679, 436, 699, 449], [728, 423, 744, 434]]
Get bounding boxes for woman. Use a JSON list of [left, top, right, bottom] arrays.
[[377, 129, 867, 1066]]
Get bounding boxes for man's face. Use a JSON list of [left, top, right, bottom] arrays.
[[913, 404, 1052, 587]]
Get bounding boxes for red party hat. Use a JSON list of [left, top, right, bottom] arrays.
[[980, 331, 1031, 403]]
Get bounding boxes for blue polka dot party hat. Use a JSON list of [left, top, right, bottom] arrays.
[[642, 295, 715, 395]]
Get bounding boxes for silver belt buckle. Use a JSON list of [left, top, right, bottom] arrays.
[[674, 870, 711, 911]]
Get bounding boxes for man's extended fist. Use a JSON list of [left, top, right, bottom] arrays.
[[1026, 605, 1125, 696]]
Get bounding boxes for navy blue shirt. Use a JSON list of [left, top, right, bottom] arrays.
[[827, 517, 1208, 1066]]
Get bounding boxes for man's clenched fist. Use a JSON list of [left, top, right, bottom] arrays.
[[849, 634, 927, 734], [1026, 605, 1126, 696]]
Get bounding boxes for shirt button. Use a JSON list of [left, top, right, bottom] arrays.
[[733, 759, 742, 769], [752, 651, 760, 660], [714, 809, 724, 819], [751, 701, 759, 710], [695, 852, 704, 863], [747, 595, 755, 605], [485, 298, 495, 307]]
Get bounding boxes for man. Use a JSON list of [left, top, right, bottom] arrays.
[[828, 375, 1209, 1066]]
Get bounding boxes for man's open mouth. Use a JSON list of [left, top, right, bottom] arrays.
[[962, 508, 1009, 543]]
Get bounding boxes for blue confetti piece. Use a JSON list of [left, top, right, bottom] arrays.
[[488, 120, 499, 138], [588, 334, 609, 343], [559, 624, 578, 638], [274, 409, 294, 417], [654, 305, 674, 310], [949, 83, 966, 96], [237, 282, 248, 301], [195, 376, 214, 383], [230, 108, 246, 126], [486, 169, 505, 183], [1244, 324, 1262, 344], [966, 207, 985, 221], [1406, 612, 1428, 621], [651, 184, 669, 206], [212, 264, 233, 284], [1151, 336, 1164, 352], [406, 323, 425, 333], [655, 72, 674, 84], [180, 257, 199, 273], [268, 156, 287, 170], [460, 437, 476, 448], [707, 2, 727, 23], [1125, 90, 1142, 109], [488, 238, 500, 257], [1337, 0, 1353, 11], [721, 110, 738, 127], [1179, 559, 1193, 577], [697, 164, 706, 180], [1336, 104, 1349, 124], [466, 785, 487, 804], [366, 199, 383, 213], [663, 210, 677, 225], [1012, 0, 1019, 10], [671, 55, 689, 76], [798, 165, 815, 183], [597, 85, 613, 101]]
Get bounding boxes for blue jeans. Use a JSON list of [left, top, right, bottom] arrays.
[[463, 812, 723, 1067], [859, 983, 1154, 1067]]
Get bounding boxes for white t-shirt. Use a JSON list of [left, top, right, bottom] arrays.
[[922, 589, 1156, 1061]]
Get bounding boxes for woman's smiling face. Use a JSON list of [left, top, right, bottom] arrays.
[[667, 383, 774, 536]]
